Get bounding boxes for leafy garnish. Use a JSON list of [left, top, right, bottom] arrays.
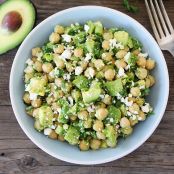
[[123, 0, 138, 13]]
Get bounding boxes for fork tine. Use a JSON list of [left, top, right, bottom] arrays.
[[159, 0, 174, 34], [145, 0, 160, 41], [149, 0, 165, 38], [154, 0, 169, 36]]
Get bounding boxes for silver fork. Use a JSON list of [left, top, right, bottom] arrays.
[[145, 0, 174, 56]]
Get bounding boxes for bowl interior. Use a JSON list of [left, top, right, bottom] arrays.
[[10, 6, 169, 164]]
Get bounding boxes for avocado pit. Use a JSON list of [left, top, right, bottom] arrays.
[[2, 11, 22, 32]]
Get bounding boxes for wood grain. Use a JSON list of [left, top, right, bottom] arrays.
[[0, 0, 174, 173]]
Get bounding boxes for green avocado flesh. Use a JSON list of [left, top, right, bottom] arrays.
[[0, 0, 36, 54]]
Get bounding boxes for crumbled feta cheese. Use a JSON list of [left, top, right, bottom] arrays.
[[139, 85, 145, 89], [44, 128, 52, 136], [123, 97, 133, 107], [124, 52, 131, 63], [132, 111, 138, 115], [141, 103, 150, 113], [84, 24, 90, 32], [127, 111, 132, 116], [26, 59, 33, 65], [117, 67, 125, 77], [125, 64, 130, 70], [49, 70, 55, 78], [87, 105, 95, 113], [63, 124, 69, 130], [62, 34, 71, 42], [131, 81, 135, 87], [138, 116, 143, 121], [128, 93, 133, 98], [75, 66, 83, 75], [63, 73, 71, 81], [110, 118, 114, 123], [57, 108, 61, 114], [61, 49, 72, 59], [116, 93, 122, 100], [99, 94, 105, 99], [68, 96, 73, 106], [109, 39, 124, 49], [131, 115, 137, 120], [138, 52, 148, 58], [29, 93, 37, 100], [84, 53, 92, 62], [24, 66, 33, 73], [51, 125, 56, 129]]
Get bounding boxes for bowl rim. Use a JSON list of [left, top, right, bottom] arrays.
[[9, 5, 169, 165]]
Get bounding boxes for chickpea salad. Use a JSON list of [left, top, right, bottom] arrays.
[[23, 21, 155, 151]]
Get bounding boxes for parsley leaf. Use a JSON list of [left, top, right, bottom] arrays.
[[123, 0, 138, 13]]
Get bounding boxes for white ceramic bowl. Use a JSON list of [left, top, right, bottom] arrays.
[[10, 6, 169, 165]]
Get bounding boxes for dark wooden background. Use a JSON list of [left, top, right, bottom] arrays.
[[0, 0, 174, 173]]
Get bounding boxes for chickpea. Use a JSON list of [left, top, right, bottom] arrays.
[[48, 130, 58, 139], [78, 110, 89, 120], [79, 61, 88, 70], [34, 119, 44, 131], [138, 111, 146, 121], [148, 75, 155, 86], [69, 115, 77, 121], [115, 59, 127, 69], [103, 95, 112, 105], [103, 32, 113, 40], [84, 67, 95, 79], [136, 68, 148, 80], [31, 56, 37, 62], [23, 92, 31, 104], [124, 46, 129, 52], [145, 78, 151, 88], [54, 55, 65, 69], [90, 139, 101, 150], [48, 74, 54, 82], [33, 60, 42, 72], [95, 102, 106, 109], [32, 108, 39, 118], [58, 135, 65, 141], [54, 44, 64, 54], [42, 74, 48, 83], [54, 25, 65, 34], [102, 40, 110, 50], [104, 69, 115, 81], [102, 52, 113, 62], [96, 131, 106, 140], [135, 98, 144, 106], [32, 47, 42, 57], [120, 117, 130, 128], [132, 49, 140, 56], [79, 140, 89, 151], [130, 87, 141, 97], [71, 90, 81, 102], [129, 117, 138, 126], [66, 62, 74, 73], [74, 48, 83, 57], [95, 108, 108, 120], [49, 32, 60, 44], [42, 63, 53, 73], [129, 103, 140, 114], [46, 95, 55, 105], [31, 98, 42, 108], [100, 140, 108, 148], [55, 78, 63, 87], [121, 126, 133, 135], [116, 50, 127, 59], [137, 56, 146, 68], [93, 59, 105, 71], [93, 120, 104, 132], [84, 118, 92, 128], [146, 59, 155, 70]]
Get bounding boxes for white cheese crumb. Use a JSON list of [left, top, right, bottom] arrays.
[[29, 93, 37, 100], [99, 94, 105, 99], [44, 128, 52, 136], [84, 24, 90, 32], [63, 124, 69, 130], [49, 70, 55, 78], [128, 94, 133, 98], [75, 66, 83, 75], [62, 34, 71, 42], [110, 118, 114, 123], [61, 49, 72, 59], [57, 108, 61, 114], [125, 64, 130, 70], [117, 67, 125, 77], [63, 73, 71, 81], [51, 125, 56, 129], [116, 93, 122, 100], [131, 115, 137, 121], [87, 67, 95, 78], [26, 59, 33, 65], [109, 39, 124, 49], [141, 103, 150, 113], [138, 52, 148, 58], [127, 111, 132, 116], [84, 53, 92, 62], [139, 85, 145, 89], [68, 96, 74, 106], [124, 52, 131, 63], [122, 97, 133, 107], [87, 105, 95, 113]]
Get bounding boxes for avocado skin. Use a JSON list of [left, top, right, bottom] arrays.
[[0, 0, 36, 55]]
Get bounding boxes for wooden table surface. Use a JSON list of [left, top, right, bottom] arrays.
[[0, 0, 174, 173]]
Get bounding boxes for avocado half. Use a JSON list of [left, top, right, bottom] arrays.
[[0, 0, 36, 54]]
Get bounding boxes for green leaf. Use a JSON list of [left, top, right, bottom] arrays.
[[123, 0, 138, 13]]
